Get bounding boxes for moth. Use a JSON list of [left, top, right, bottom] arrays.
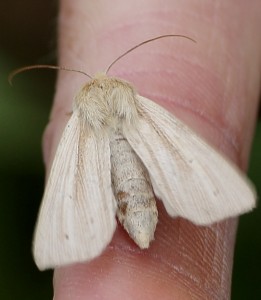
[[11, 35, 256, 270]]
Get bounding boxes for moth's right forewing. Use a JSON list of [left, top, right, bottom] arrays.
[[33, 113, 117, 270], [124, 96, 256, 225]]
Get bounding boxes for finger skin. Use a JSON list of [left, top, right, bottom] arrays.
[[41, 1, 261, 299]]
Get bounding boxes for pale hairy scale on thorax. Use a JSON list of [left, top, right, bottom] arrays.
[[73, 73, 139, 130], [74, 73, 158, 248]]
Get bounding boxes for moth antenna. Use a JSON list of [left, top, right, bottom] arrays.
[[105, 34, 196, 74], [8, 64, 92, 85]]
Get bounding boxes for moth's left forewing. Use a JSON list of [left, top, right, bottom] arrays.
[[34, 114, 117, 269], [123, 95, 256, 225]]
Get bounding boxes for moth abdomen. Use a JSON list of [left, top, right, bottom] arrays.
[[110, 129, 158, 248]]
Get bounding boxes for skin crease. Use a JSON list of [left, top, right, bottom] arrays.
[[41, 0, 261, 299]]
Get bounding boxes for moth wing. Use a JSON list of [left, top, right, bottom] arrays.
[[123, 95, 256, 225], [33, 113, 117, 270]]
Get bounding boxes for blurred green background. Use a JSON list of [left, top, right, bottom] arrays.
[[0, 1, 260, 299]]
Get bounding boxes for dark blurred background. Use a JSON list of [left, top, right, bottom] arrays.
[[0, 1, 260, 299]]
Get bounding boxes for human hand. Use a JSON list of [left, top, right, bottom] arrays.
[[43, 1, 261, 299]]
